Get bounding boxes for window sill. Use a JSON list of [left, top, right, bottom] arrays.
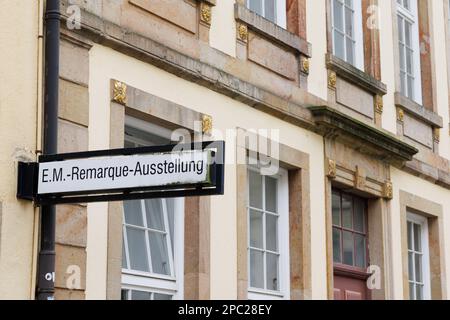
[[234, 3, 311, 57], [248, 288, 285, 300], [122, 269, 176, 282], [394, 93, 443, 128], [326, 54, 387, 96]]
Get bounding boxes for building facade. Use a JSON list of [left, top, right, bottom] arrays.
[[1, 0, 450, 300]]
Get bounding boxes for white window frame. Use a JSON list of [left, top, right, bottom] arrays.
[[246, 0, 287, 29], [247, 165, 290, 300], [406, 212, 431, 300], [397, 0, 423, 104], [330, 0, 364, 70], [121, 116, 185, 300]]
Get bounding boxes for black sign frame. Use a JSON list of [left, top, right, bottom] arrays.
[[17, 141, 225, 205]]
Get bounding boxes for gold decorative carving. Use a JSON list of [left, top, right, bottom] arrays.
[[113, 81, 127, 105], [397, 108, 404, 122], [327, 159, 337, 179], [237, 23, 248, 42], [301, 57, 310, 74], [375, 95, 383, 114], [433, 128, 440, 142], [200, 3, 212, 25], [383, 181, 393, 200], [328, 71, 337, 89], [202, 114, 213, 134]]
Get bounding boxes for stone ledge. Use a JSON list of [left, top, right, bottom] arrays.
[[394, 92, 443, 128], [60, 9, 318, 131], [198, 0, 216, 5], [326, 54, 387, 95], [309, 106, 418, 164], [234, 3, 311, 57], [403, 159, 450, 189]]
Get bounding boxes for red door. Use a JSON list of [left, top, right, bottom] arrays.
[[332, 190, 370, 300]]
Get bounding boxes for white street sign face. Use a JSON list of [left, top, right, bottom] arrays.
[[37, 149, 211, 195]]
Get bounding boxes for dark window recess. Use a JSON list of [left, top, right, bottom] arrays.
[[332, 189, 368, 269]]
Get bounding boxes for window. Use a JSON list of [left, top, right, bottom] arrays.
[[247, 166, 289, 299], [121, 117, 184, 300], [397, 0, 422, 104], [407, 212, 431, 300], [332, 190, 368, 269], [247, 0, 287, 28], [331, 0, 364, 70]]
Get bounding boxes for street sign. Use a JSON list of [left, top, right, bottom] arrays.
[[17, 141, 225, 204]]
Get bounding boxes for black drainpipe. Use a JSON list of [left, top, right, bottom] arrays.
[[37, 0, 60, 300]]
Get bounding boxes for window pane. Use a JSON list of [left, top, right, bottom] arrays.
[[149, 232, 171, 275], [415, 253, 422, 283], [131, 290, 151, 300], [333, 228, 342, 263], [334, 31, 345, 60], [121, 289, 129, 300], [400, 71, 407, 96], [407, 221, 413, 250], [399, 44, 406, 71], [265, 176, 277, 212], [250, 210, 264, 249], [345, 6, 353, 38], [405, 21, 412, 47], [353, 198, 365, 233], [408, 251, 414, 281], [413, 223, 421, 252], [249, 249, 264, 289], [122, 238, 127, 268], [333, 0, 344, 31], [124, 200, 144, 226], [407, 75, 414, 100], [332, 191, 341, 226], [266, 213, 278, 252], [166, 198, 175, 256], [342, 194, 353, 229], [154, 293, 172, 300], [126, 227, 150, 272], [409, 282, 415, 300], [406, 48, 413, 74], [343, 231, 354, 266], [266, 253, 279, 291], [416, 285, 423, 300], [397, 16, 404, 43], [248, 0, 263, 16], [346, 38, 355, 65], [249, 171, 263, 209], [264, 0, 276, 23], [355, 234, 366, 268], [145, 199, 165, 231]]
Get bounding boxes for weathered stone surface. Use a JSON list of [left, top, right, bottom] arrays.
[[56, 205, 87, 248], [404, 113, 433, 148], [394, 93, 443, 128], [129, 0, 197, 34], [55, 244, 86, 290], [248, 33, 297, 80], [55, 288, 85, 300], [57, 119, 88, 154], [336, 78, 374, 119], [60, 39, 89, 86], [59, 79, 89, 127]]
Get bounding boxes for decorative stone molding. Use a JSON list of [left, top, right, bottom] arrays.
[[433, 128, 440, 143], [328, 71, 337, 90], [236, 23, 248, 42], [309, 106, 419, 164], [354, 166, 366, 190], [202, 114, 212, 135], [394, 93, 443, 128], [326, 159, 337, 179], [374, 95, 383, 114], [200, 2, 212, 25], [234, 3, 311, 57], [300, 56, 310, 75], [382, 181, 393, 200], [112, 81, 127, 105], [397, 108, 404, 122], [326, 54, 387, 96]]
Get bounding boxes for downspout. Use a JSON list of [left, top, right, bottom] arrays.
[[37, 0, 60, 300]]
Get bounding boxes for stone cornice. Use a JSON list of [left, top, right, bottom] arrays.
[[326, 54, 387, 96], [394, 92, 443, 128], [234, 3, 311, 57], [309, 106, 418, 164]]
